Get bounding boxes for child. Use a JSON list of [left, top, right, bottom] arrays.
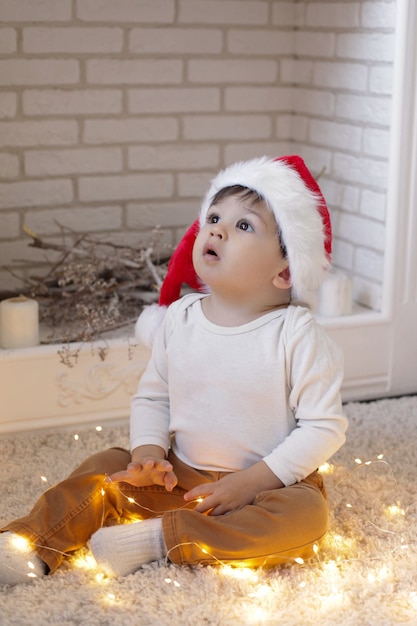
[[0, 156, 347, 584]]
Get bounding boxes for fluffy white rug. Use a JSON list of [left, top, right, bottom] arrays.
[[1, 395, 417, 626]]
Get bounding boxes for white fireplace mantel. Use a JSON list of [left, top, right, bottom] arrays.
[[0, 308, 386, 435], [0, 334, 150, 434]]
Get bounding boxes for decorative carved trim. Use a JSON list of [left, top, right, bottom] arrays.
[[57, 361, 145, 407]]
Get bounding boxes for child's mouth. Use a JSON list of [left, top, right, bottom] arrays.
[[203, 244, 218, 258]]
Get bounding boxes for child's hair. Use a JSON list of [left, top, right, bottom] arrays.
[[210, 184, 288, 259]]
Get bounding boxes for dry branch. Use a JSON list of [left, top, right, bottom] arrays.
[[9, 225, 171, 345]]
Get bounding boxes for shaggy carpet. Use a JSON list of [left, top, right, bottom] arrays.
[[1, 395, 416, 626]]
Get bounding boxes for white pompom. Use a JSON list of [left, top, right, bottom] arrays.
[[135, 303, 167, 349]]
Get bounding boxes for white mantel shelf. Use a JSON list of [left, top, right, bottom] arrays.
[[0, 334, 150, 435], [0, 306, 393, 436]]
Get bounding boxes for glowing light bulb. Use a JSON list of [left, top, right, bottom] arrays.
[[164, 577, 180, 587], [11, 535, 30, 552], [354, 458, 362, 465], [127, 497, 135, 504], [221, 566, 258, 582], [251, 607, 268, 622], [96, 426, 102, 432], [74, 434, 79, 441], [40, 475, 48, 483], [104, 593, 117, 605], [318, 462, 333, 474], [73, 554, 97, 570], [294, 557, 304, 565], [386, 504, 405, 517]]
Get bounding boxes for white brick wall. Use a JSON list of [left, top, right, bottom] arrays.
[[0, 0, 397, 313], [23, 90, 123, 115], [24, 148, 123, 177], [23, 27, 124, 54], [292, 0, 396, 310]]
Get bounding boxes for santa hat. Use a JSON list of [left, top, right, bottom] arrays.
[[136, 155, 331, 347]]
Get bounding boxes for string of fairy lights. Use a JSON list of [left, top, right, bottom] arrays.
[[5, 423, 414, 618]]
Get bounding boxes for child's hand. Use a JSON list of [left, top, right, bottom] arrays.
[[184, 462, 284, 515], [109, 456, 178, 492], [184, 471, 258, 515]]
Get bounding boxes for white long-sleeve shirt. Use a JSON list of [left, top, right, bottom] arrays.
[[130, 293, 347, 486]]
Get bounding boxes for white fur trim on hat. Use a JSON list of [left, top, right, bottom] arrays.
[[135, 303, 167, 349]]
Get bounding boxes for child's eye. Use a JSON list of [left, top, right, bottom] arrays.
[[237, 220, 254, 232], [207, 213, 220, 224]]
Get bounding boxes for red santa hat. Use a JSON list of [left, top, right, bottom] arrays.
[[136, 155, 331, 347]]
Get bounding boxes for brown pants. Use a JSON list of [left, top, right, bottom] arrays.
[[1, 448, 329, 574]]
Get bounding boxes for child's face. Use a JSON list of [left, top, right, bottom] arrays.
[[193, 192, 289, 301]]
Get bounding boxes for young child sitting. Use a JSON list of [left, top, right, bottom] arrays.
[[0, 155, 347, 584]]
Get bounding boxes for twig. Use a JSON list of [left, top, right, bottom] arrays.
[[41, 317, 139, 345], [315, 166, 327, 181], [3, 224, 170, 350], [24, 225, 89, 257], [144, 248, 163, 288], [24, 226, 145, 271], [2, 266, 35, 288]]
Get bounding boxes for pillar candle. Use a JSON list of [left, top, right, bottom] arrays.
[[0, 295, 40, 349], [317, 272, 353, 317]]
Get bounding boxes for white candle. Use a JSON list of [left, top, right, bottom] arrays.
[[0, 295, 40, 349], [317, 272, 353, 317]]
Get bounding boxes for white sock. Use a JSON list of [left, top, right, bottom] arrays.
[[89, 518, 166, 577], [0, 532, 47, 585]]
